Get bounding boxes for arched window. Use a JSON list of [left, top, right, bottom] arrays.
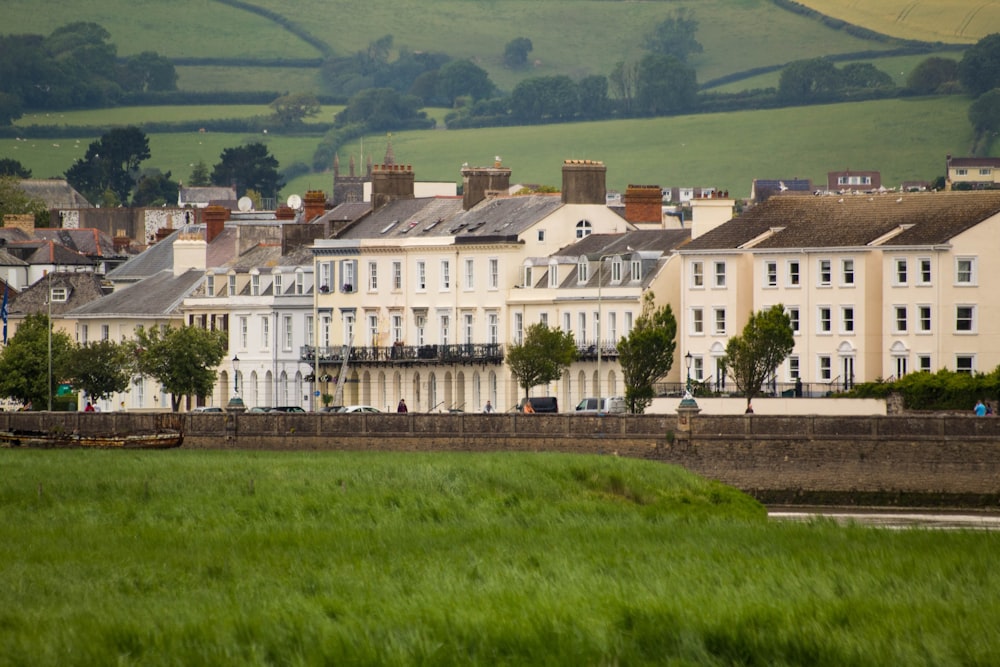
[[575, 220, 592, 238]]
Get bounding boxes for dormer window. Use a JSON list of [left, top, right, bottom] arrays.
[[575, 220, 592, 239], [273, 272, 282, 295], [228, 274, 237, 296], [631, 258, 641, 281], [206, 275, 215, 297], [295, 269, 305, 295], [577, 258, 589, 283], [611, 257, 623, 283], [250, 271, 260, 296], [548, 263, 558, 288], [523, 266, 532, 288], [50, 287, 68, 303]]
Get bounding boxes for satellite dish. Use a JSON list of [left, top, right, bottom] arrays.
[[287, 194, 302, 210], [237, 196, 252, 212]]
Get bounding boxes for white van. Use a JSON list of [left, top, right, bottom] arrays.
[[573, 397, 626, 414]]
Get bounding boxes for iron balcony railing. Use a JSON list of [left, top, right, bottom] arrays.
[[300, 343, 504, 366]]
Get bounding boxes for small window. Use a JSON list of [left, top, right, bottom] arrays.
[[488, 259, 499, 290], [788, 356, 800, 380], [577, 259, 589, 283], [765, 261, 777, 287], [894, 306, 907, 333], [818, 307, 831, 333], [787, 261, 800, 287], [611, 257, 622, 283], [630, 259, 641, 282], [713, 261, 726, 288], [918, 305, 931, 332], [818, 259, 831, 286], [393, 261, 403, 290], [819, 356, 832, 381], [575, 220, 592, 239], [713, 308, 726, 335], [918, 258, 931, 285], [956, 305, 975, 332], [50, 287, 68, 302], [956, 355, 974, 374], [206, 275, 215, 297], [841, 259, 854, 285], [369, 261, 378, 291], [788, 307, 800, 334], [417, 261, 426, 291], [956, 257, 976, 285], [842, 306, 854, 333], [441, 260, 451, 290], [251, 272, 260, 296], [895, 258, 907, 285], [918, 355, 931, 372], [537, 230, 545, 242], [691, 261, 704, 288], [273, 273, 282, 295], [691, 308, 704, 334]]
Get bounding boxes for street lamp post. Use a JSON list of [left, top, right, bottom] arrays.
[[227, 354, 245, 412], [685, 351, 693, 395]]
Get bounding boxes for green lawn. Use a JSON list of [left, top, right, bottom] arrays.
[[1, 450, 997, 666]]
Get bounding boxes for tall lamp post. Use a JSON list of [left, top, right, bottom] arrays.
[[685, 351, 693, 395], [227, 353, 245, 412], [679, 350, 699, 410]]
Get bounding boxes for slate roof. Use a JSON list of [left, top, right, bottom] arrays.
[[3, 240, 94, 267], [947, 157, 1000, 168], [683, 191, 1000, 251], [34, 228, 122, 258], [107, 227, 181, 281], [69, 269, 204, 319], [179, 186, 237, 206], [7, 272, 109, 317], [549, 229, 690, 290], [18, 179, 92, 209], [335, 194, 568, 241]]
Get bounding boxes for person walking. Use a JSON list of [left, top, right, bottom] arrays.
[[483, 399, 494, 413], [522, 400, 535, 414], [397, 398, 408, 413], [974, 399, 986, 416]]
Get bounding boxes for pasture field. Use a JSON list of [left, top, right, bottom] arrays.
[[797, 0, 1000, 43], [0, 450, 997, 665], [2, 96, 977, 199], [3, 0, 888, 92]]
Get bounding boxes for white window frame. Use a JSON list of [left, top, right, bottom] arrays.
[[713, 261, 726, 288], [440, 260, 451, 290], [918, 305, 932, 333], [392, 261, 402, 291], [416, 261, 426, 291], [818, 306, 832, 333], [368, 261, 378, 292], [956, 305, 975, 333], [787, 260, 800, 287], [894, 306, 908, 334], [488, 258, 499, 290], [464, 258, 475, 291], [894, 258, 908, 286], [765, 261, 777, 287], [691, 308, 704, 335], [955, 257, 976, 285], [818, 259, 831, 287], [691, 261, 704, 288], [788, 306, 800, 334], [918, 258, 932, 286], [841, 258, 855, 286], [841, 306, 854, 334], [713, 307, 726, 335]]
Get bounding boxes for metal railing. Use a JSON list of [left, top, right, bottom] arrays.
[[300, 343, 504, 366]]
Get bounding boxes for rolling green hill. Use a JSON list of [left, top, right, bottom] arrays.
[[0, 0, 961, 94], [2, 97, 976, 200]]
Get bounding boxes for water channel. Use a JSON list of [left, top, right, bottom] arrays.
[[768, 507, 1000, 530]]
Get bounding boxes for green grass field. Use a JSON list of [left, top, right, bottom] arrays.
[[2, 0, 897, 94], [1, 450, 997, 665], [2, 96, 980, 200]]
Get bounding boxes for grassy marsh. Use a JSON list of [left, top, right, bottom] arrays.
[[1, 450, 997, 665]]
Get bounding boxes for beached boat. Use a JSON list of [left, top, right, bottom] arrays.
[[0, 430, 182, 449]]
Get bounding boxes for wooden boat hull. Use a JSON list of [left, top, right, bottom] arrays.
[[0, 431, 182, 449]]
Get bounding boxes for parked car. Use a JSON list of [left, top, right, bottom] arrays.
[[337, 405, 381, 413], [269, 406, 306, 413], [517, 396, 559, 413], [247, 406, 272, 413], [191, 406, 223, 413], [317, 406, 344, 413], [573, 397, 627, 414]]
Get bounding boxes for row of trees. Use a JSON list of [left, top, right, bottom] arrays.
[[506, 298, 795, 414], [0, 314, 226, 411], [60, 126, 284, 207], [0, 22, 176, 125]]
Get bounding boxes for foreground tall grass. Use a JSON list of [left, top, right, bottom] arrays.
[[1, 450, 997, 666]]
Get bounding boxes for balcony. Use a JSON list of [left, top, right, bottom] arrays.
[[575, 340, 620, 361], [300, 343, 504, 367]]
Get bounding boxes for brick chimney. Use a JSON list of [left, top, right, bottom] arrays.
[[201, 205, 228, 244], [461, 158, 512, 210], [561, 160, 606, 204], [275, 205, 296, 220], [624, 185, 663, 224], [371, 163, 415, 210], [302, 190, 326, 222]]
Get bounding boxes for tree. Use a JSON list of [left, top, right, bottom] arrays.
[[135, 325, 227, 412], [269, 92, 321, 127], [503, 37, 533, 69], [616, 293, 677, 414], [64, 126, 150, 205], [69, 339, 135, 402], [723, 305, 795, 410], [0, 313, 75, 410], [577, 75, 610, 119], [132, 169, 179, 207], [0, 175, 49, 226], [907, 56, 959, 94], [0, 92, 23, 126], [644, 8, 703, 62], [506, 323, 577, 399], [334, 88, 431, 132], [210, 142, 284, 199], [0, 158, 31, 178], [510, 75, 578, 122], [969, 88, 1000, 153], [839, 63, 894, 90], [778, 58, 840, 103], [609, 60, 639, 114], [436, 59, 494, 105], [959, 33, 1000, 97], [636, 53, 698, 115], [118, 51, 178, 93], [187, 160, 211, 187]]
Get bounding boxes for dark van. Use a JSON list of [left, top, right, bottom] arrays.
[[518, 396, 559, 413]]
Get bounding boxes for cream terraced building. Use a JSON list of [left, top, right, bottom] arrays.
[[678, 191, 1000, 395]]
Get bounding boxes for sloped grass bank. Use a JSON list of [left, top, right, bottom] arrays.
[[0, 450, 997, 665]]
